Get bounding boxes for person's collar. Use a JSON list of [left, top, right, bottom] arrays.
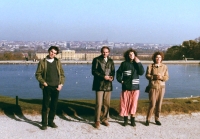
[[104, 57, 108, 62], [46, 56, 54, 63], [154, 63, 162, 67]]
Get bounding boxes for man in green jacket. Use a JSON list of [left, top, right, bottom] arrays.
[[35, 46, 65, 130]]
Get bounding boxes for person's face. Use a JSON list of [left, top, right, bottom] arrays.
[[155, 55, 162, 64], [129, 52, 135, 61], [102, 48, 110, 58], [48, 49, 57, 59]]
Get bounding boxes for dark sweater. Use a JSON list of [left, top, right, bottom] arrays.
[[46, 60, 59, 86]]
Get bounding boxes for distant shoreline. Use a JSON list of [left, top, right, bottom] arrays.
[[0, 60, 200, 64]]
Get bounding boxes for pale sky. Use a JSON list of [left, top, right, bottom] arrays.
[[1, 0, 200, 44]]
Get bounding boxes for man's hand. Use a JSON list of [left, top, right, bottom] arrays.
[[43, 82, 48, 86], [104, 75, 110, 80], [57, 84, 63, 91], [108, 76, 113, 81], [104, 76, 113, 81]]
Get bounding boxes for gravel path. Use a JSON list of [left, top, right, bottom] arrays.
[[0, 113, 200, 139]]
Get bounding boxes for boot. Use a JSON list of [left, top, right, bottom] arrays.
[[131, 117, 136, 127], [123, 116, 128, 126]]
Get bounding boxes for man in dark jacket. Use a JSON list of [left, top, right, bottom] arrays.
[[92, 46, 115, 129], [35, 46, 65, 130]]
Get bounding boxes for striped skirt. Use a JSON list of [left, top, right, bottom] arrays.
[[119, 90, 140, 116]]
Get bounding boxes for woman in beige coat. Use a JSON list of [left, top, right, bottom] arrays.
[[145, 51, 169, 126]]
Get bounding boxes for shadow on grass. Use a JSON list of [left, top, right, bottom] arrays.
[[0, 102, 41, 129], [18, 99, 121, 123]]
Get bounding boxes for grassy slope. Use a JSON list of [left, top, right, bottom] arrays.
[[0, 95, 200, 117]]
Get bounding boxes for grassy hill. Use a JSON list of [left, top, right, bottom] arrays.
[[0, 95, 200, 119]]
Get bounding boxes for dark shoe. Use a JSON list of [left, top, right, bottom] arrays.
[[123, 116, 128, 126], [41, 125, 47, 130], [102, 120, 110, 126], [155, 120, 161, 126], [131, 117, 136, 127], [94, 121, 100, 129], [48, 122, 58, 128], [145, 120, 149, 126]]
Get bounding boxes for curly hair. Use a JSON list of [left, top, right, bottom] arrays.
[[48, 46, 59, 54], [123, 48, 138, 61], [152, 51, 164, 63]]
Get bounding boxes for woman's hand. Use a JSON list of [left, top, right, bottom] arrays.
[[134, 57, 140, 63]]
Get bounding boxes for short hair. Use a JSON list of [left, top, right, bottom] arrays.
[[152, 51, 164, 63], [101, 46, 110, 53], [123, 48, 138, 61], [48, 46, 59, 54]]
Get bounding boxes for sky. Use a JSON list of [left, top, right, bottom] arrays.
[[1, 0, 200, 44]]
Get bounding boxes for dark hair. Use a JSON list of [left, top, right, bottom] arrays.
[[152, 51, 164, 63], [101, 46, 110, 53], [123, 48, 138, 61], [48, 46, 59, 54]]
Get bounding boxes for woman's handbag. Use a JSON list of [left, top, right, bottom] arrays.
[[145, 64, 153, 93], [145, 85, 150, 93]]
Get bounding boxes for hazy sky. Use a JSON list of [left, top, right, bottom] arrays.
[[1, 0, 200, 44]]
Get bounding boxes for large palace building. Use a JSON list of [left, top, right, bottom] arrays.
[[36, 50, 102, 60]]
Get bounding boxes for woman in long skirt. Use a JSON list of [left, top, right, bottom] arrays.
[[116, 48, 144, 126]]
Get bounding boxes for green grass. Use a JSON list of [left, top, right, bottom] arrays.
[[0, 95, 200, 117]]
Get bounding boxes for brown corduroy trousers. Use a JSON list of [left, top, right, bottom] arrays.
[[94, 91, 111, 122], [146, 88, 165, 121]]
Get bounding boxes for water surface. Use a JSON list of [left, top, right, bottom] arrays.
[[0, 64, 199, 99]]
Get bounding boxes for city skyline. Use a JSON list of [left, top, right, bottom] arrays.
[[1, 0, 200, 44]]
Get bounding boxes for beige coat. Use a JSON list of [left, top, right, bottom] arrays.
[[146, 63, 169, 89]]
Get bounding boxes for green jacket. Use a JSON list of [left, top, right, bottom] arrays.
[[35, 57, 65, 89]]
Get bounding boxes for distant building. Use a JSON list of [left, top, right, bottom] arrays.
[[61, 50, 75, 60], [36, 50, 101, 60]]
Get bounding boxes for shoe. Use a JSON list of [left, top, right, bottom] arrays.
[[145, 120, 149, 126], [94, 121, 100, 129], [41, 125, 47, 130], [155, 120, 161, 126], [123, 116, 128, 126], [48, 122, 58, 128], [131, 117, 136, 127], [102, 121, 109, 126]]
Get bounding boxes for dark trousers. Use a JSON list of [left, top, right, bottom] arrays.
[[42, 86, 59, 125]]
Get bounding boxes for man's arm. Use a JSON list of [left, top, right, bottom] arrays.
[[91, 58, 105, 79], [35, 60, 46, 85], [57, 60, 65, 91]]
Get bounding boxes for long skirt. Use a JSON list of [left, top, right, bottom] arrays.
[[119, 90, 139, 116]]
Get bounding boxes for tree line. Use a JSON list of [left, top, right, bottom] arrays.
[[0, 52, 24, 60], [165, 39, 200, 60], [0, 50, 37, 60]]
